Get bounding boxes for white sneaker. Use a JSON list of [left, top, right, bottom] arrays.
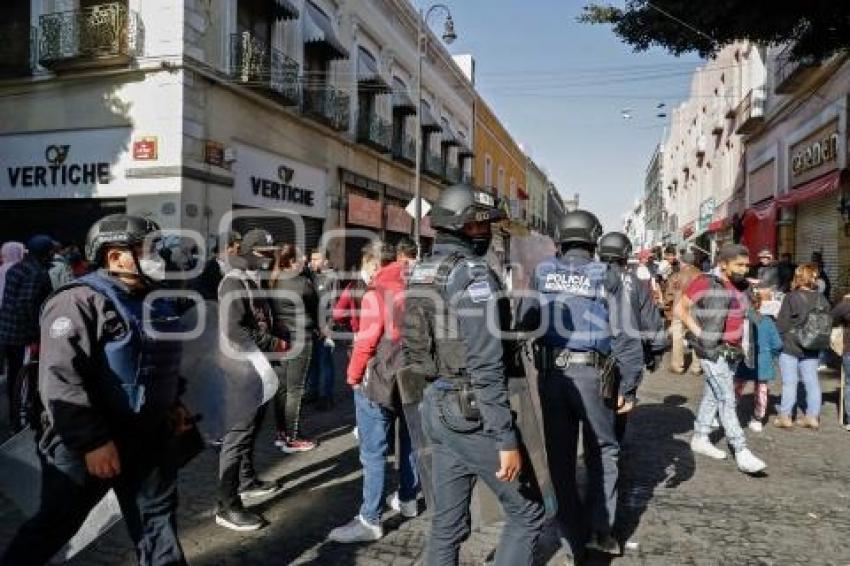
[[735, 448, 767, 474], [690, 435, 727, 460], [328, 515, 383, 543], [388, 492, 419, 518], [748, 419, 764, 433]]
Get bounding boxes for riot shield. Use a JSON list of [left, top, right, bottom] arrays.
[[396, 366, 434, 511], [0, 429, 122, 561], [179, 300, 279, 440]]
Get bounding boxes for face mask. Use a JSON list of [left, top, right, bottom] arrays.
[[470, 236, 491, 256], [244, 254, 273, 272], [137, 257, 166, 281], [360, 268, 373, 284]]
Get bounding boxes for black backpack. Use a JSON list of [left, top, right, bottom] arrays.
[[793, 292, 832, 351]]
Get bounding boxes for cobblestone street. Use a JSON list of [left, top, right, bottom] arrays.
[[1, 360, 849, 565]]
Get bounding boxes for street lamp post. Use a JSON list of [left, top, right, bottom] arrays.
[[414, 4, 456, 258]]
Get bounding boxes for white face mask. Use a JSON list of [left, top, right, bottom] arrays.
[[138, 257, 166, 281]]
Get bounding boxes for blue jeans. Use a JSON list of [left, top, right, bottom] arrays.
[[354, 388, 419, 525], [844, 354, 850, 423], [779, 353, 821, 418], [694, 357, 746, 452], [306, 338, 335, 399]]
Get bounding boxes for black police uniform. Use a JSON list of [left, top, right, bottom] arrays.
[[2, 271, 186, 566], [518, 247, 643, 558], [404, 233, 545, 566]]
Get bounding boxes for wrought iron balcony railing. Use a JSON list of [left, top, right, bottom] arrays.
[[0, 24, 36, 77], [302, 85, 350, 132], [356, 112, 392, 153], [39, 3, 143, 71], [392, 135, 416, 165], [734, 88, 765, 135], [774, 43, 820, 95], [423, 151, 444, 179], [231, 33, 300, 106]]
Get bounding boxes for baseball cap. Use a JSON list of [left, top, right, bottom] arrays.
[[240, 228, 277, 254]]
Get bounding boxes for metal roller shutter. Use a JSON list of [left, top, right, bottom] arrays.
[[232, 206, 324, 253], [794, 195, 839, 298]]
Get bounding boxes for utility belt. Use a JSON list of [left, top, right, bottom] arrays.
[[715, 342, 744, 364], [537, 345, 610, 372]]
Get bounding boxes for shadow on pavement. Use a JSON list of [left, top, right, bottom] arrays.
[[615, 394, 696, 548]]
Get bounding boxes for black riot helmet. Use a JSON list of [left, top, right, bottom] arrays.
[[558, 209, 603, 250], [429, 183, 505, 256], [85, 214, 161, 266], [598, 231, 633, 263], [429, 184, 505, 233]]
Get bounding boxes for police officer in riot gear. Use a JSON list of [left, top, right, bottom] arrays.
[[2, 214, 189, 566], [598, 231, 668, 440], [518, 211, 644, 560], [404, 184, 545, 566]]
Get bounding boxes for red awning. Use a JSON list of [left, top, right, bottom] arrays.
[[707, 218, 729, 232], [776, 169, 844, 207], [741, 199, 777, 262], [517, 186, 529, 200]]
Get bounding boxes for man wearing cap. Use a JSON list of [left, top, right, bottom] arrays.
[[0, 235, 54, 431], [754, 249, 779, 291]]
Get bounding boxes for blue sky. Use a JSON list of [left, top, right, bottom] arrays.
[[421, 0, 704, 231]]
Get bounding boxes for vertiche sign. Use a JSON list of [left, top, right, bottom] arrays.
[[7, 144, 110, 188], [232, 143, 327, 219]]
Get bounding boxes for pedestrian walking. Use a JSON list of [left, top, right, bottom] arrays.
[[664, 251, 703, 375], [733, 289, 783, 432], [328, 242, 420, 543], [0, 235, 54, 431], [304, 249, 337, 410], [1, 215, 190, 565], [0, 241, 25, 311], [774, 263, 833, 430], [831, 293, 850, 430], [677, 243, 767, 474], [269, 244, 318, 453]]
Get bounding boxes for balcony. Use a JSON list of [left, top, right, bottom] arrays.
[[356, 112, 392, 153], [423, 151, 444, 179], [231, 33, 300, 106], [39, 3, 143, 72], [445, 164, 461, 185], [774, 44, 820, 95], [302, 85, 350, 132], [392, 135, 416, 165], [734, 88, 765, 135], [0, 24, 35, 77]]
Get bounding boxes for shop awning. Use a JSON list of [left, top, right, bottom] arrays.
[[303, 1, 349, 60], [517, 186, 529, 200], [420, 102, 442, 133], [741, 199, 777, 263], [357, 47, 390, 93], [776, 169, 845, 207], [707, 217, 730, 233], [272, 0, 299, 20], [457, 144, 474, 159], [392, 91, 416, 115], [441, 123, 460, 146]]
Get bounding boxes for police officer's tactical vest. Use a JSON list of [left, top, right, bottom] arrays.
[[406, 252, 485, 382], [70, 273, 183, 416], [536, 258, 612, 354]]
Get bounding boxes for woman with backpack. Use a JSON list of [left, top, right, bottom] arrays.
[[775, 263, 833, 430]]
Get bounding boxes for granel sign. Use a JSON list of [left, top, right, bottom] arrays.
[[791, 131, 839, 177], [7, 144, 110, 188]]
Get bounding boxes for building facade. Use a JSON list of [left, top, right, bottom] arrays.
[[525, 156, 549, 234], [0, 0, 476, 270]]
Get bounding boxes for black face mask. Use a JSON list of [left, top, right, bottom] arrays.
[[244, 253, 273, 272], [470, 236, 492, 257], [729, 272, 748, 289]]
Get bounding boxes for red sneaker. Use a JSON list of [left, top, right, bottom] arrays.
[[279, 437, 316, 454]]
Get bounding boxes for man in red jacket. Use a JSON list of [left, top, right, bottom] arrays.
[[328, 242, 420, 543]]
